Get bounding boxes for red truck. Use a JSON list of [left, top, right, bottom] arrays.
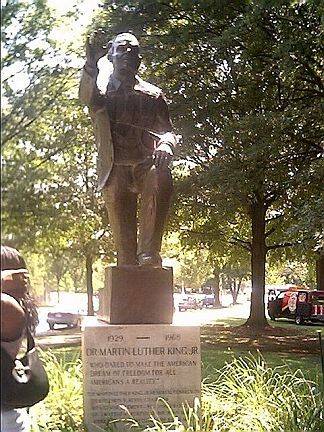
[[267, 287, 324, 325]]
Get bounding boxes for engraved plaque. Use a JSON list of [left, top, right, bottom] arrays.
[[82, 318, 201, 431]]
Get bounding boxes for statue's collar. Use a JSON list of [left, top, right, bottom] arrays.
[[97, 71, 161, 98], [107, 74, 139, 92]]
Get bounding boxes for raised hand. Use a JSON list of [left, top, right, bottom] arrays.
[[86, 29, 110, 67], [153, 142, 174, 170]]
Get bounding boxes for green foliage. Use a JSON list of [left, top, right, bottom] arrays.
[[30, 349, 84, 432], [202, 354, 323, 432], [2, 0, 323, 321], [1, 0, 71, 146], [98, 0, 323, 326], [162, 234, 215, 288], [1, 1, 115, 307]]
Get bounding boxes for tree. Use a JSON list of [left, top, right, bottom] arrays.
[[1, 0, 76, 147], [99, 0, 323, 328], [1, 0, 115, 313], [222, 262, 250, 305]]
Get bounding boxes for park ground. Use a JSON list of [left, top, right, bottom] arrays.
[[34, 302, 324, 405], [35, 299, 323, 374]]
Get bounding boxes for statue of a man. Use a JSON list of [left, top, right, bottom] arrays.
[[79, 31, 177, 266]]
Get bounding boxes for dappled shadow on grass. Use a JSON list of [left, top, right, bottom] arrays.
[[36, 318, 321, 356], [201, 323, 320, 355], [209, 317, 247, 326]]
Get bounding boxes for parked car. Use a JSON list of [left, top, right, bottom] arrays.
[[47, 306, 86, 330], [201, 295, 215, 308], [178, 296, 203, 312], [267, 288, 324, 325]]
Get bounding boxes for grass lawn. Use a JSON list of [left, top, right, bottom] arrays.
[[199, 316, 323, 379], [42, 318, 323, 384], [202, 347, 322, 382]]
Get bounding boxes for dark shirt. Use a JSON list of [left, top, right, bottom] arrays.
[[106, 77, 174, 164]]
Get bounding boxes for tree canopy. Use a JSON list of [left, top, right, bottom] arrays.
[[1, 0, 322, 324], [98, 0, 323, 326], [1, 0, 114, 312]]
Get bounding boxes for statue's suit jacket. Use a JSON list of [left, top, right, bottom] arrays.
[[79, 63, 176, 191]]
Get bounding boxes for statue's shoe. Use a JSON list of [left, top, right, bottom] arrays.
[[137, 253, 162, 267]]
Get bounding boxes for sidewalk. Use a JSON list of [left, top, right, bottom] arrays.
[[36, 328, 82, 348]]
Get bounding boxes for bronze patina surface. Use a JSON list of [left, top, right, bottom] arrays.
[[79, 31, 177, 267]]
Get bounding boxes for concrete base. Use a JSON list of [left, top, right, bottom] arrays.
[[82, 318, 201, 432], [98, 266, 173, 324]]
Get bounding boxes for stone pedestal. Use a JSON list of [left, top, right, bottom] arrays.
[[82, 318, 201, 432], [98, 266, 173, 324]]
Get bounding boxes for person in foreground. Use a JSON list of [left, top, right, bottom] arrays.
[[1, 246, 38, 432], [79, 31, 177, 267]]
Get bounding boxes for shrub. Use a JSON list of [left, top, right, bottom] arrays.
[[30, 349, 84, 432], [201, 354, 323, 432]]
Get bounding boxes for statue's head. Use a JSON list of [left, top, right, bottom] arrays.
[[108, 33, 141, 78]]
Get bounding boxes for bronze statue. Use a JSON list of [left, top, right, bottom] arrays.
[[79, 31, 177, 266]]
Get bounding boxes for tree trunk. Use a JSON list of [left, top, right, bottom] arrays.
[[212, 270, 222, 307], [231, 279, 239, 304], [316, 251, 324, 290], [246, 199, 268, 328], [56, 276, 60, 304], [86, 253, 94, 316], [236, 277, 243, 303]]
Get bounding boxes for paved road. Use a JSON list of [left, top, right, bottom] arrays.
[[36, 307, 53, 335], [173, 302, 250, 326], [35, 299, 251, 347], [36, 296, 250, 334]]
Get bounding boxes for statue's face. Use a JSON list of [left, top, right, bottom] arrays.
[[110, 34, 141, 78]]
